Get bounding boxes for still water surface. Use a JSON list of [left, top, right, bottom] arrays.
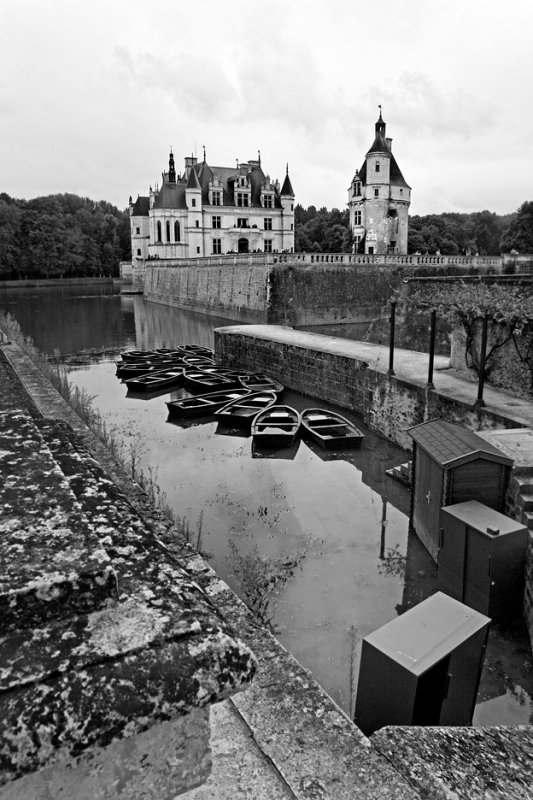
[[1, 284, 531, 724]]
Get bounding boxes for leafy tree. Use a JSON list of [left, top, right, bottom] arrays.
[[500, 201, 533, 253], [0, 193, 130, 279]]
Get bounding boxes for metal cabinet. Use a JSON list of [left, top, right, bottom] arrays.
[[408, 419, 513, 562], [439, 501, 528, 621], [354, 592, 490, 736]]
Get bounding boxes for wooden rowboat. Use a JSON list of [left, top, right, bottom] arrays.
[[117, 357, 186, 378], [238, 374, 284, 395], [215, 391, 278, 427], [301, 408, 364, 450], [251, 405, 301, 448], [167, 388, 251, 420], [125, 367, 185, 393], [182, 369, 242, 393]]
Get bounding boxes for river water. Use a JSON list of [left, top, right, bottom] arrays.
[[1, 283, 531, 725]]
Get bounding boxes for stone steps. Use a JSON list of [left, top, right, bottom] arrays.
[[386, 460, 412, 487]]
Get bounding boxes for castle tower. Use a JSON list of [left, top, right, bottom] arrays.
[[280, 165, 295, 252], [185, 166, 203, 257], [348, 110, 411, 255]]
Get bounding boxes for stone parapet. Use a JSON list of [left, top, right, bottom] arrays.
[[0, 405, 256, 797]]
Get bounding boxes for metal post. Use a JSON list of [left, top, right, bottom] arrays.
[[427, 309, 437, 389], [474, 315, 489, 408], [387, 300, 396, 375]]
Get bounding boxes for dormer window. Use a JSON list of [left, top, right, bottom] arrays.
[[263, 194, 273, 208], [212, 191, 221, 206], [375, 161, 380, 173], [353, 181, 361, 197], [236, 192, 249, 207]]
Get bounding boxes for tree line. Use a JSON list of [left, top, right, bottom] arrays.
[[295, 201, 533, 255], [0, 193, 131, 279]]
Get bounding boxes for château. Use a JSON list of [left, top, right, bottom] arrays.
[[129, 150, 295, 262]]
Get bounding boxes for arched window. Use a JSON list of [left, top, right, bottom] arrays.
[[166, 220, 171, 242], [174, 221, 180, 242], [156, 221, 162, 242]]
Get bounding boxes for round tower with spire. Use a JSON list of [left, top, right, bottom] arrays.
[[280, 164, 295, 252], [348, 109, 411, 255]]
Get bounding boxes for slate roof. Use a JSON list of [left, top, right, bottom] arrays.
[[407, 419, 514, 468], [154, 160, 287, 209], [281, 172, 295, 197], [152, 183, 187, 210], [131, 196, 149, 216]]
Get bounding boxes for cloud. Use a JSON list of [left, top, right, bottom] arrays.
[[114, 47, 238, 121]]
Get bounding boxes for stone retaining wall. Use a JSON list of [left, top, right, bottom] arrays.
[[139, 253, 532, 326]]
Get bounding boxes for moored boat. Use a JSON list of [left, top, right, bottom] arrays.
[[167, 388, 251, 420], [300, 408, 364, 449], [182, 369, 242, 393], [181, 355, 217, 368], [179, 345, 214, 358], [251, 405, 301, 448], [238, 374, 284, 395], [215, 391, 278, 427], [119, 349, 159, 362], [117, 357, 186, 378], [125, 366, 185, 393]]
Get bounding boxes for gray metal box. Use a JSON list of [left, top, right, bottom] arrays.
[[354, 592, 490, 736], [439, 500, 529, 621]]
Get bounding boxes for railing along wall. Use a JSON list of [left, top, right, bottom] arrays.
[[142, 252, 512, 270]]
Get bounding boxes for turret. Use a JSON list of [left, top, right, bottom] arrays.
[[279, 164, 295, 251]]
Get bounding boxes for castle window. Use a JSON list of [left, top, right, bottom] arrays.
[[196, 246, 200, 253], [291, 203, 294, 211], [400, 188, 403, 195], [263, 194, 273, 208], [264, 217, 272, 230], [137, 248, 141, 256], [166, 221, 171, 242], [212, 215, 221, 229], [237, 218, 249, 228], [191, 199, 196, 207], [156, 221, 162, 242], [136, 226, 140, 234], [264, 239, 273, 253], [212, 238, 222, 254], [374, 188, 379, 198], [212, 191, 221, 206], [354, 211, 362, 225], [195, 220, 200, 228], [375, 161, 380, 173], [291, 223, 294, 230], [236, 193, 249, 207], [353, 182, 361, 197], [174, 221, 180, 242]]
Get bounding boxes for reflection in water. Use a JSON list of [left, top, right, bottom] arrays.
[[2, 284, 532, 726]]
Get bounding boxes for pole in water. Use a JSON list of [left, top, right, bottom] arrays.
[[474, 315, 489, 408], [387, 300, 396, 376], [427, 309, 437, 389]]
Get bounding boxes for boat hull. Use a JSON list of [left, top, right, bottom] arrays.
[[301, 409, 364, 450]]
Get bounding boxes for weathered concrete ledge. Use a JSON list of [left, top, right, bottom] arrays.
[[0, 351, 256, 796]]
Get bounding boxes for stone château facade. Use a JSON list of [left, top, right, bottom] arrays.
[[129, 151, 295, 262], [348, 111, 411, 255]]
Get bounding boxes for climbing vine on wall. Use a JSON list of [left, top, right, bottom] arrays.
[[406, 281, 533, 395]]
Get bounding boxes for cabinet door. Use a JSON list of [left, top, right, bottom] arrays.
[[463, 527, 491, 615], [438, 514, 466, 601], [412, 454, 442, 561]]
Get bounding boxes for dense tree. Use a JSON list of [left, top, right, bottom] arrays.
[[294, 205, 351, 253], [408, 210, 514, 255], [500, 201, 533, 253], [0, 193, 130, 279]]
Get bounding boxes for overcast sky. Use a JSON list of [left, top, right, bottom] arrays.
[[1, 0, 532, 216]]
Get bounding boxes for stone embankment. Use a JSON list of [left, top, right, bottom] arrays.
[[132, 251, 533, 325], [1, 336, 532, 798]]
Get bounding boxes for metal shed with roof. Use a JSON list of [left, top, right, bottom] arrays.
[[407, 419, 514, 562]]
